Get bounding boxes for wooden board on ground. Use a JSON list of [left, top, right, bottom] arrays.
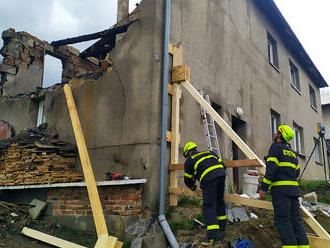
[[308, 235, 330, 248], [22, 227, 87, 248], [301, 205, 330, 239]]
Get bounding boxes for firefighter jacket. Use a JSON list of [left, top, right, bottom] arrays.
[[261, 141, 300, 196], [184, 150, 226, 189]]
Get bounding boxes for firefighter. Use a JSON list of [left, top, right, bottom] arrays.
[[183, 142, 226, 246], [259, 125, 309, 248]]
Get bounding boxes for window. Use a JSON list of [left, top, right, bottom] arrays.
[[293, 123, 303, 154], [270, 110, 280, 141], [309, 85, 317, 110], [43, 55, 62, 88], [267, 32, 279, 69], [37, 101, 45, 127], [314, 137, 322, 164], [290, 60, 300, 91]]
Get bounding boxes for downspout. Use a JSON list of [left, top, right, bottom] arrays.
[[158, 0, 180, 247]]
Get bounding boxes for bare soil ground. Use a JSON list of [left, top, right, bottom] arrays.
[[168, 198, 330, 248]]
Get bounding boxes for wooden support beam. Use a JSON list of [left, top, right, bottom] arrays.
[[307, 235, 330, 248], [94, 235, 122, 248], [169, 83, 182, 206], [168, 83, 173, 95], [301, 205, 330, 239], [180, 80, 266, 175], [22, 227, 87, 248], [172, 65, 190, 83], [63, 84, 108, 237], [224, 194, 273, 210], [223, 159, 261, 168], [169, 159, 261, 171], [169, 187, 273, 210]]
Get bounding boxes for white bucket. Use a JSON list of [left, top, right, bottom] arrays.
[[242, 173, 259, 197]]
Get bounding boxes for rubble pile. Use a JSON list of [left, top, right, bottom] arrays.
[[0, 124, 83, 186]]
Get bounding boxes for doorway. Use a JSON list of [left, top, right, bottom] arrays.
[[232, 116, 247, 192]]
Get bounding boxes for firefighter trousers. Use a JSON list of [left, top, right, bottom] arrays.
[[202, 175, 227, 240], [272, 193, 309, 247]]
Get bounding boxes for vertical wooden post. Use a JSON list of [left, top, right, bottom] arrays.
[[63, 84, 108, 237], [169, 44, 183, 206], [169, 84, 182, 206]]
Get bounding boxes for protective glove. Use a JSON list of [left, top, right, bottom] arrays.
[[190, 184, 197, 191]]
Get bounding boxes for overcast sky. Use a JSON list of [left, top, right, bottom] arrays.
[[0, 0, 329, 89]]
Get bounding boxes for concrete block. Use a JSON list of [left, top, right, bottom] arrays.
[[303, 191, 318, 205], [130, 237, 143, 248], [29, 199, 47, 220]]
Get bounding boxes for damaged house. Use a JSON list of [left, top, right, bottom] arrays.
[[0, 0, 328, 237]]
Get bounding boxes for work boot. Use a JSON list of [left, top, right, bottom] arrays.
[[200, 238, 223, 247]]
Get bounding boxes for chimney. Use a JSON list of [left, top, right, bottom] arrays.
[[117, 0, 129, 22]]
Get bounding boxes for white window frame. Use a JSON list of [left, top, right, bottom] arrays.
[[293, 124, 302, 154], [290, 60, 300, 92], [270, 110, 280, 141], [267, 32, 279, 69], [309, 85, 317, 110]]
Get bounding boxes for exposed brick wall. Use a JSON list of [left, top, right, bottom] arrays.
[[47, 185, 142, 217]]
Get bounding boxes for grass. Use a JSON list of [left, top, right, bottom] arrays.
[[168, 219, 195, 236], [299, 180, 330, 192], [178, 197, 201, 206]]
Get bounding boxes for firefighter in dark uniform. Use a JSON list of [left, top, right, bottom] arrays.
[[183, 142, 226, 246], [259, 125, 310, 248]]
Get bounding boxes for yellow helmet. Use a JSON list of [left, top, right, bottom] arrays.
[[278, 125, 294, 142], [183, 142, 197, 157]]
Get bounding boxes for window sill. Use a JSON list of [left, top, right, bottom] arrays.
[[311, 105, 318, 113], [269, 62, 280, 73], [291, 84, 301, 95]]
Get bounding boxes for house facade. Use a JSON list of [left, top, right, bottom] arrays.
[[0, 0, 328, 229]]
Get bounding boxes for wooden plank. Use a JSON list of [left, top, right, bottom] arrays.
[[224, 194, 273, 210], [168, 83, 173, 95], [308, 235, 330, 248], [169, 187, 273, 210], [94, 234, 108, 248], [114, 240, 123, 248], [223, 159, 261, 168], [169, 83, 182, 206], [181, 80, 266, 175], [166, 131, 172, 142], [22, 227, 87, 248], [63, 84, 108, 237], [108, 236, 118, 248], [169, 163, 184, 171], [169, 159, 261, 171], [172, 65, 190, 83], [301, 205, 330, 239]]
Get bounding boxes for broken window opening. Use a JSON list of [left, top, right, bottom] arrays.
[[37, 100, 45, 127], [43, 55, 62, 88]]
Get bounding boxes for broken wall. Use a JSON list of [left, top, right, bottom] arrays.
[[0, 29, 102, 96], [0, 0, 165, 211]]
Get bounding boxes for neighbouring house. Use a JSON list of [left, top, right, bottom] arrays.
[[0, 0, 328, 233]]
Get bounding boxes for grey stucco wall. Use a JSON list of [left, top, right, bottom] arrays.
[[170, 0, 327, 180]]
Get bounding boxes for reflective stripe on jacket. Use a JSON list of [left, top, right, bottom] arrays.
[[184, 150, 226, 188], [261, 141, 300, 196]]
